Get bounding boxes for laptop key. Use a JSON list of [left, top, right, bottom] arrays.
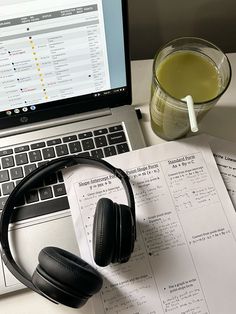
[[0, 149, 13, 157], [53, 183, 66, 197], [116, 143, 130, 154], [107, 131, 126, 145], [15, 153, 28, 166], [104, 146, 117, 157], [63, 135, 77, 143], [91, 149, 104, 159], [2, 156, 15, 168], [10, 167, 23, 180], [57, 171, 64, 182], [69, 141, 82, 153], [95, 136, 107, 148], [42, 147, 56, 159], [0, 196, 8, 210], [2, 182, 15, 195], [25, 190, 39, 204], [47, 139, 62, 146], [29, 150, 42, 162], [14, 145, 29, 153], [55, 144, 69, 156], [109, 125, 123, 132], [24, 164, 37, 175], [11, 197, 70, 223], [31, 142, 46, 149], [39, 186, 53, 200], [81, 138, 95, 151], [93, 128, 108, 136], [78, 131, 93, 139], [0, 170, 9, 183]]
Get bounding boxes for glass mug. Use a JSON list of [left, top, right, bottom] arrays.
[[150, 37, 232, 141]]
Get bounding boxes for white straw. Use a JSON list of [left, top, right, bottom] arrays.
[[181, 95, 198, 133]]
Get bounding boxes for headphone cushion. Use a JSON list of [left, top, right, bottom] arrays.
[[35, 247, 103, 297], [93, 198, 116, 267], [117, 204, 135, 262]]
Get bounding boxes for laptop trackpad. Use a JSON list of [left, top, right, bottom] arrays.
[[4, 215, 79, 287]]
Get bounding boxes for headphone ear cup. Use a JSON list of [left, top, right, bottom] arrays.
[[93, 198, 117, 267], [32, 247, 103, 308], [117, 204, 135, 263]]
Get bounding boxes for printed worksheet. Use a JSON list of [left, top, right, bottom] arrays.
[[209, 136, 236, 209], [63, 135, 236, 314]]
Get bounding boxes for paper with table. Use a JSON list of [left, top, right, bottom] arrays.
[[63, 135, 236, 314]]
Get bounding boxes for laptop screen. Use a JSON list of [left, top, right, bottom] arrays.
[[0, 0, 131, 129]]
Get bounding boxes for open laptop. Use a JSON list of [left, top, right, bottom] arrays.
[[0, 0, 146, 295]]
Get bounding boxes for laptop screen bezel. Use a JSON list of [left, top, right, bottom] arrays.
[[0, 0, 131, 130]]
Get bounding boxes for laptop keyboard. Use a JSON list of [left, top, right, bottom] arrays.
[[0, 124, 130, 223]]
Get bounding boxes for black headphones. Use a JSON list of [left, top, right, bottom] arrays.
[[0, 155, 136, 308]]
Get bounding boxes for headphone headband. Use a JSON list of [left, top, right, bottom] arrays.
[[0, 155, 135, 295]]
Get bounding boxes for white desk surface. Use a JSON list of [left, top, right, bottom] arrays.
[[1, 54, 236, 314]]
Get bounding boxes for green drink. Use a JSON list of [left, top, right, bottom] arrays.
[[157, 51, 220, 102], [150, 37, 231, 140]]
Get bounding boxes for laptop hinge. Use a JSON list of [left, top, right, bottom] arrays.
[[0, 108, 112, 138]]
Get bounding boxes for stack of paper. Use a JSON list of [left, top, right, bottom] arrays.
[[63, 135, 236, 314]]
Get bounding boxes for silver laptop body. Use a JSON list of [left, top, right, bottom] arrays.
[[0, 0, 146, 295]]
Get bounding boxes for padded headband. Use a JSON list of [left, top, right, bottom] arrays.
[[0, 155, 135, 296]]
